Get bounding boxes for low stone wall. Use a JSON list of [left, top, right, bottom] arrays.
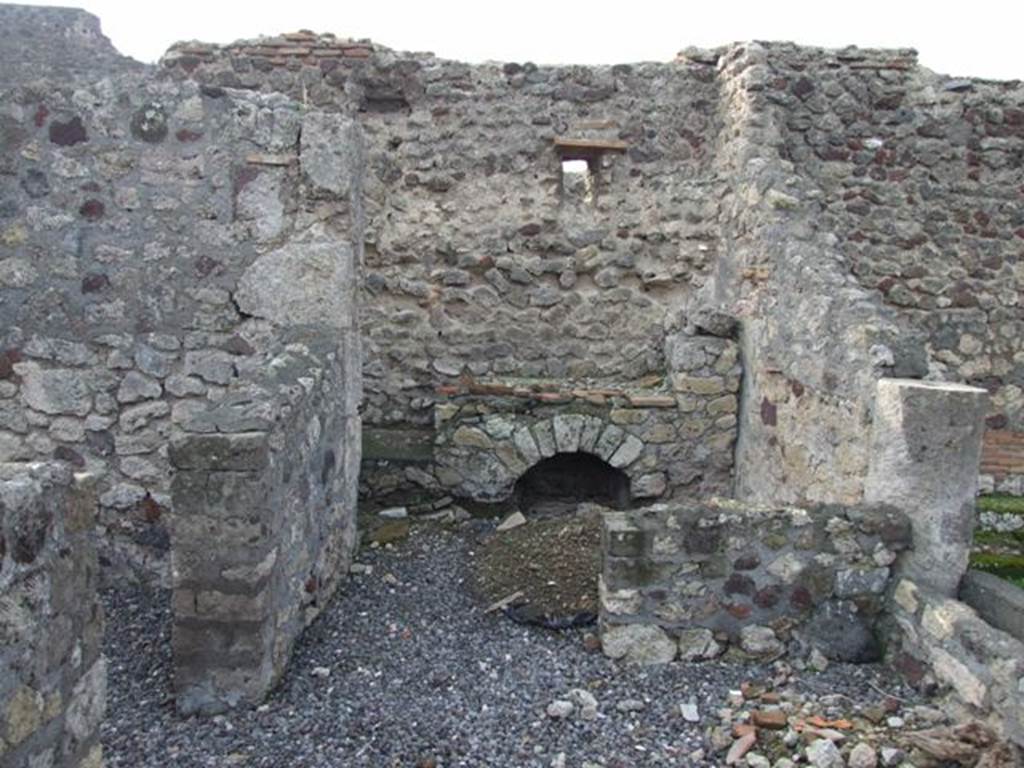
[[168, 337, 360, 715], [599, 498, 911, 664], [0, 462, 104, 768], [888, 579, 1024, 748]]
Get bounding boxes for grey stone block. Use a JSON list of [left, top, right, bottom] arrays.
[[864, 379, 988, 597]]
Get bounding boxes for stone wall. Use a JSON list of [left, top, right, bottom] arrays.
[[364, 319, 741, 508], [599, 498, 911, 665], [0, 462, 104, 768], [0, 4, 365, 715], [889, 579, 1024, 748], [771, 45, 1024, 435], [158, 33, 740, 503], [727, 43, 1024, 506], [159, 34, 1024, 510], [0, 15, 364, 587], [169, 338, 360, 714]]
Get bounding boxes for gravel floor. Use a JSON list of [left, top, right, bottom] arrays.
[[101, 520, 926, 768]]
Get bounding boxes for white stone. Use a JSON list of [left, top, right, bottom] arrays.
[[378, 507, 408, 519], [496, 511, 527, 531], [546, 700, 574, 718], [601, 624, 677, 665], [848, 743, 877, 768], [66, 657, 106, 741], [677, 628, 723, 661], [553, 414, 585, 453], [808, 648, 829, 672], [609, 434, 644, 468], [568, 688, 598, 720], [805, 737, 844, 768], [679, 700, 700, 722], [236, 232, 357, 331], [879, 748, 903, 767], [300, 113, 362, 196], [739, 625, 783, 657]]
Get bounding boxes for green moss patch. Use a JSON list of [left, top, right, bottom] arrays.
[[970, 551, 1024, 590], [977, 494, 1024, 516], [973, 529, 1024, 548]]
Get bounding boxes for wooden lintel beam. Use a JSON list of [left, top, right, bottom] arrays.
[[553, 137, 628, 154]]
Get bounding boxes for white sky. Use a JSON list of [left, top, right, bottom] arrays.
[[28, 0, 1024, 80]]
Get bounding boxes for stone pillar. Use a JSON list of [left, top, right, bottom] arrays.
[[864, 379, 988, 596]]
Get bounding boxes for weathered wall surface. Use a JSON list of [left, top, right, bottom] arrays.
[[599, 498, 911, 665], [169, 338, 361, 714], [889, 579, 1024, 748], [164, 35, 1024, 510], [0, 14, 363, 585], [699, 42, 1024, 506], [0, 462, 104, 768], [167, 115, 363, 711], [772, 46, 1024, 432], [364, 320, 741, 507], [160, 34, 738, 502]]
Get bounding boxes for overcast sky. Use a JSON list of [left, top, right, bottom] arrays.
[[26, 0, 1024, 80]]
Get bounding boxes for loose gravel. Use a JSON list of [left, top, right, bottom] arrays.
[[101, 520, 927, 768]]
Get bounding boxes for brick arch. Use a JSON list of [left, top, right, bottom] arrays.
[[433, 412, 658, 504]]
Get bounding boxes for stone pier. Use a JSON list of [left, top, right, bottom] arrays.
[[864, 379, 988, 596]]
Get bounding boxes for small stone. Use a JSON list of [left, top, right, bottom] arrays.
[[848, 743, 877, 768], [752, 710, 788, 730], [677, 627, 723, 661], [546, 700, 574, 719], [378, 506, 408, 519], [885, 716, 904, 729], [726, 733, 757, 765], [496, 511, 527, 531], [739, 625, 783, 657], [568, 688, 598, 720], [805, 738, 844, 768], [879, 747, 904, 767], [746, 754, 771, 768], [310, 666, 331, 678], [809, 648, 830, 672], [680, 701, 700, 722], [601, 624, 677, 665], [349, 563, 373, 575], [116, 372, 161, 404]]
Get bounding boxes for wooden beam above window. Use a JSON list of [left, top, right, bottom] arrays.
[[553, 137, 628, 158]]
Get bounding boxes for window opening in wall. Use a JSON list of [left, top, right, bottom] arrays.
[[554, 136, 627, 207], [560, 159, 594, 204]]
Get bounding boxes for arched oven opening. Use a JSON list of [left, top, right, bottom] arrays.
[[514, 452, 631, 516]]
